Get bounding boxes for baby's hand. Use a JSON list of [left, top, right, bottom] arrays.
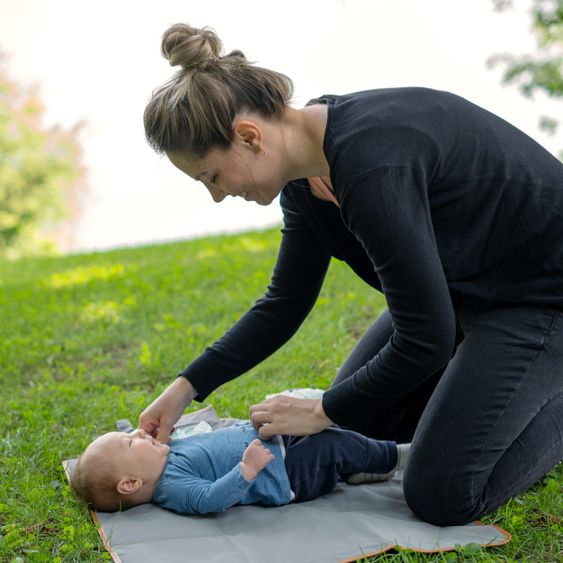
[[240, 439, 275, 481]]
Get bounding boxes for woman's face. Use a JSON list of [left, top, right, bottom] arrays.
[[166, 117, 288, 206]]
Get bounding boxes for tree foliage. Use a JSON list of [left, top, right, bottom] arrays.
[[487, 0, 563, 158], [0, 57, 86, 255]]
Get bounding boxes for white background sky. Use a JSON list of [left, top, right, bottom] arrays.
[[1, 0, 561, 252]]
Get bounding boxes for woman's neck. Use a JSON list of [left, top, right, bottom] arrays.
[[281, 105, 331, 182]]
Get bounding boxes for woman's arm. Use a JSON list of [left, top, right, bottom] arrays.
[[180, 188, 332, 401], [249, 165, 457, 438], [321, 165, 456, 426], [140, 188, 331, 442]]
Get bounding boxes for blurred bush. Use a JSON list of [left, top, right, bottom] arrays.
[[488, 0, 562, 159], [0, 55, 87, 257]]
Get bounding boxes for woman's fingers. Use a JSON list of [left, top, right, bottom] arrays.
[[249, 398, 278, 429], [156, 422, 174, 444], [250, 396, 333, 438], [249, 400, 283, 438], [249, 399, 273, 415], [138, 415, 159, 438], [258, 423, 280, 440], [138, 377, 196, 443], [250, 398, 287, 431], [250, 409, 270, 426]]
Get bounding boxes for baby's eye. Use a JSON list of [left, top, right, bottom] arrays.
[[129, 439, 133, 447]]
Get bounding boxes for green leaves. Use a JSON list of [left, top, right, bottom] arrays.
[[0, 56, 85, 256], [489, 0, 563, 157]]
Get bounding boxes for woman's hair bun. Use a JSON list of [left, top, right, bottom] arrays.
[[161, 23, 222, 71], [226, 49, 246, 60]]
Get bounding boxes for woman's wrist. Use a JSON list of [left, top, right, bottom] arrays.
[[174, 375, 198, 403], [314, 397, 333, 429]]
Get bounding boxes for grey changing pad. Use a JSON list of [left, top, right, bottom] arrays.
[[63, 405, 510, 562]]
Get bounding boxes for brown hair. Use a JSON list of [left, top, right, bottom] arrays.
[[70, 450, 131, 513], [143, 23, 294, 158]]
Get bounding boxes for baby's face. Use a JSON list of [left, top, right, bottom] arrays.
[[88, 428, 170, 478]]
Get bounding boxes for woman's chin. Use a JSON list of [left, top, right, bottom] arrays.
[[256, 199, 272, 206], [253, 194, 274, 206]]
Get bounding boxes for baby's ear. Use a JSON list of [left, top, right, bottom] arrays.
[[116, 476, 143, 495]]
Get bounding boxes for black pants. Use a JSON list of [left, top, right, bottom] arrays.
[[331, 298, 563, 526], [282, 428, 397, 502]]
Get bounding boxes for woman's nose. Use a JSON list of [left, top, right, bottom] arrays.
[[208, 187, 228, 203]]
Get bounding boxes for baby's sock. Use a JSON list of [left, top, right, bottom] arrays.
[[396, 443, 410, 470], [346, 442, 410, 484]]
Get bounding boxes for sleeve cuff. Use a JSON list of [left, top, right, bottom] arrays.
[[237, 463, 256, 486], [177, 349, 227, 402], [321, 386, 358, 427]]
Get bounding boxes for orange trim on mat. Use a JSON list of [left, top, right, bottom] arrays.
[[90, 509, 122, 563], [341, 543, 396, 562], [340, 519, 511, 561], [62, 459, 122, 563]]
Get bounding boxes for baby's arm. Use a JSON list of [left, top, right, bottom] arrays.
[[176, 469, 256, 514], [167, 441, 274, 515]]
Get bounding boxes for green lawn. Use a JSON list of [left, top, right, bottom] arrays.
[[0, 227, 561, 562]]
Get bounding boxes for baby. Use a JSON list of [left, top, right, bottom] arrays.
[[70, 421, 409, 514]]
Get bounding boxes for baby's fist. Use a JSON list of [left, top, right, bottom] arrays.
[[240, 439, 275, 481]]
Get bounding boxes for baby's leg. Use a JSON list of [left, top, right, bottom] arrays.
[[283, 428, 397, 502]]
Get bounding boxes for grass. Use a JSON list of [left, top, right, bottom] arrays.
[[0, 226, 561, 562]]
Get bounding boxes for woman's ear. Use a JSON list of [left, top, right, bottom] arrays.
[[116, 476, 143, 496], [234, 119, 263, 151]]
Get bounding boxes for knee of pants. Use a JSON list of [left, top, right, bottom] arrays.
[[403, 456, 479, 527]]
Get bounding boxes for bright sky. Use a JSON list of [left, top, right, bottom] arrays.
[[1, 0, 561, 252]]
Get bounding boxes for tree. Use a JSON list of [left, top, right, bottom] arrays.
[[0, 56, 86, 255], [487, 0, 563, 159]]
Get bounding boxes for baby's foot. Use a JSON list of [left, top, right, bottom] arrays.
[[346, 443, 410, 485]]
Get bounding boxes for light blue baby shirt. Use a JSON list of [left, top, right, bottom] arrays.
[[152, 421, 295, 515]]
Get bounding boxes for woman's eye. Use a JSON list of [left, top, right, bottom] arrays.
[[211, 175, 218, 185]]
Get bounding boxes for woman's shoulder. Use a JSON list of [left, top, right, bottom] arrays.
[[315, 86, 460, 107], [323, 87, 467, 185]]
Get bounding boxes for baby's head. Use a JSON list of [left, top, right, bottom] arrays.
[[71, 428, 170, 512]]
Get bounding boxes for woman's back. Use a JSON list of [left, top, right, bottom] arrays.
[[303, 87, 563, 307]]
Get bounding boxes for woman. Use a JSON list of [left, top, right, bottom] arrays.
[[139, 23, 563, 526]]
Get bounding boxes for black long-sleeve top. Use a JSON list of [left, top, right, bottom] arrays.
[[180, 87, 563, 427]]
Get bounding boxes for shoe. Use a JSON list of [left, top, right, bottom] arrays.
[[345, 468, 397, 484]]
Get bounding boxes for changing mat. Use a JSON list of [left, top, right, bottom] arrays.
[[63, 401, 511, 562]]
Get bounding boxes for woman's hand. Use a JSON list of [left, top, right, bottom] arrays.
[[249, 396, 333, 439], [138, 377, 197, 443]]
